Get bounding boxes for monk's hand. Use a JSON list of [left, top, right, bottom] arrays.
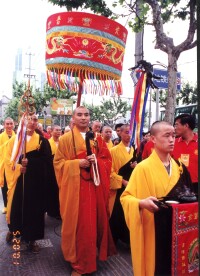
[[122, 179, 128, 187], [79, 159, 90, 168], [21, 158, 28, 167], [139, 196, 159, 213], [20, 165, 27, 174], [86, 154, 95, 164], [130, 161, 137, 168]]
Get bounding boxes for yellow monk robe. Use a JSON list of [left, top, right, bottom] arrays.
[[47, 136, 60, 218], [0, 130, 15, 187], [48, 136, 59, 155], [53, 126, 87, 262], [5, 132, 41, 224], [105, 140, 113, 151], [120, 150, 180, 276], [109, 141, 134, 214]]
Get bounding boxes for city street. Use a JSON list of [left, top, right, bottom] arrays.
[[0, 194, 133, 276]]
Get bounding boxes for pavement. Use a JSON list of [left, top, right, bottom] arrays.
[[0, 193, 133, 276]]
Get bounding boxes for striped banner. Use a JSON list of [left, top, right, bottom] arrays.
[[10, 114, 27, 169], [129, 71, 150, 149]]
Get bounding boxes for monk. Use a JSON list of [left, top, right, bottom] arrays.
[[4, 114, 52, 253], [109, 124, 137, 245], [120, 121, 196, 275], [47, 125, 62, 219], [101, 125, 113, 150], [0, 117, 15, 214], [53, 106, 116, 276]]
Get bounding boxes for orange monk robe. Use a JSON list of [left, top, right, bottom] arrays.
[[109, 141, 134, 215], [53, 126, 115, 265], [53, 128, 81, 263], [120, 150, 180, 276]]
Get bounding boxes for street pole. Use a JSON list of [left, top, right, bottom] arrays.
[[156, 88, 159, 120], [148, 88, 152, 129]]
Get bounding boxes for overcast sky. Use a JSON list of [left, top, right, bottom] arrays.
[[0, 0, 197, 100]]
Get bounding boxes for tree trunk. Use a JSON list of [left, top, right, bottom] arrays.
[[164, 53, 178, 124], [134, 0, 144, 64]]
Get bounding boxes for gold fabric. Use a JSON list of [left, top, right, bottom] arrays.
[[106, 140, 114, 151], [109, 141, 134, 215], [48, 137, 59, 155], [0, 131, 15, 187]]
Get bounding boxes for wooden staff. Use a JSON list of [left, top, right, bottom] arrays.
[[21, 129, 27, 227]]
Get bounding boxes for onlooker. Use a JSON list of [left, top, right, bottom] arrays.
[[69, 117, 75, 129], [54, 106, 116, 275], [37, 123, 50, 139], [142, 139, 154, 159], [36, 123, 44, 136], [137, 130, 150, 161], [47, 125, 62, 219], [120, 121, 195, 275], [101, 125, 113, 150], [112, 137, 120, 146], [64, 125, 71, 133], [113, 123, 124, 143], [46, 126, 52, 139], [5, 114, 52, 253], [109, 124, 137, 245], [0, 117, 15, 214], [91, 120, 102, 135], [172, 114, 198, 195]]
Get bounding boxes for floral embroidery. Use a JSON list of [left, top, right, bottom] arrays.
[[179, 211, 188, 226]]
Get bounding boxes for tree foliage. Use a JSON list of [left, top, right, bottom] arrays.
[[176, 82, 198, 105], [47, 0, 112, 17], [151, 82, 197, 108], [84, 97, 131, 127], [4, 81, 76, 122]]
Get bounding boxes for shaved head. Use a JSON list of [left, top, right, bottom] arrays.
[[150, 121, 172, 136], [102, 126, 112, 132], [73, 106, 89, 115]]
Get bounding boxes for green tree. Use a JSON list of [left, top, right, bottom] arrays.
[[47, 0, 112, 17], [84, 97, 131, 127], [47, 0, 197, 124], [152, 82, 197, 108], [4, 81, 77, 122], [5, 81, 27, 121], [176, 82, 197, 105], [4, 98, 20, 123]]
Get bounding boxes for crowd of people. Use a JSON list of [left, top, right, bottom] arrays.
[[0, 109, 198, 275]]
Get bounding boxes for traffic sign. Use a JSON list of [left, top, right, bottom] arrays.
[[153, 68, 181, 90]]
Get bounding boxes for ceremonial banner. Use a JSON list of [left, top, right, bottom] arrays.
[[45, 12, 128, 97], [171, 202, 199, 275], [129, 70, 149, 149]]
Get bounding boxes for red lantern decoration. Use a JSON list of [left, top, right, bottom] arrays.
[[46, 12, 128, 106]]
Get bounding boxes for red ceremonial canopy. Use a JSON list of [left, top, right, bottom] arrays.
[[45, 12, 128, 105]]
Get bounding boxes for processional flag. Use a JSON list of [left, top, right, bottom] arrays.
[[45, 12, 128, 106], [129, 60, 162, 150]]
